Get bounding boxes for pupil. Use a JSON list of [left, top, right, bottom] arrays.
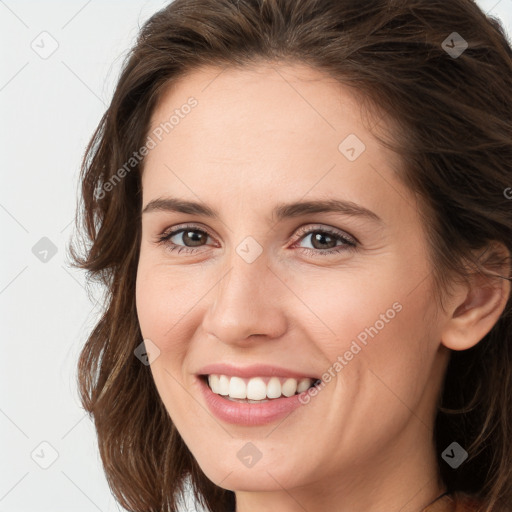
[[313, 232, 335, 249], [185, 230, 204, 246]]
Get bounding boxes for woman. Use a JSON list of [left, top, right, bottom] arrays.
[[71, 0, 512, 511]]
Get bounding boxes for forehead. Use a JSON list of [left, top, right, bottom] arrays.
[[147, 62, 367, 144], [141, 62, 409, 220]]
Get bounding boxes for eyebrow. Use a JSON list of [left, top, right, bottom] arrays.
[[142, 197, 383, 224]]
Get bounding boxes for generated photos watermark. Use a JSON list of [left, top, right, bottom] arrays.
[[94, 96, 198, 199], [299, 301, 403, 404]]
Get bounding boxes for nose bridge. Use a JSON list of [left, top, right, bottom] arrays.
[[220, 246, 269, 305], [202, 241, 288, 343]]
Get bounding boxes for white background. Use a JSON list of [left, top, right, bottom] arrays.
[[1, 1, 511, 510]]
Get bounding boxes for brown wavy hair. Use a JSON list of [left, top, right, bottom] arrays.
[[70, 0, 512, 511]]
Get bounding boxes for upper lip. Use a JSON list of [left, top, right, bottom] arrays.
[[196, 363, 318, 380]]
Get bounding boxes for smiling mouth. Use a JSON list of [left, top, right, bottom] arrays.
[[200, 374, 321, 403]]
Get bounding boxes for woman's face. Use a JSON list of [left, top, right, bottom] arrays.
[[136, 63, 450, 505]]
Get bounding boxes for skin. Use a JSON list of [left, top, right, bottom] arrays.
[[135, 62, 510, 512]]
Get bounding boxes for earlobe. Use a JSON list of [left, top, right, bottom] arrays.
[[441, 265, 511, 352]]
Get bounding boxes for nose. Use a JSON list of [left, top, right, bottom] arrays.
[[201, 249, 288, 346]]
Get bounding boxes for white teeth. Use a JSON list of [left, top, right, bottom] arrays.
[[218, 375, 229, 395], [282, 378, 298, 397], [297, 378, 311, 393], [229, 376, 246, 399], [246, 377, 267, 400], [206, 374, 314, 401], [208, 374, 219, 393], [266, 377, 282, 399]]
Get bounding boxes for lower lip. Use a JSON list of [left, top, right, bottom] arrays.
[[197, 376, 311, 426]]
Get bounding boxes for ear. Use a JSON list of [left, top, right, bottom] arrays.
[[441, 243, 511, 351]]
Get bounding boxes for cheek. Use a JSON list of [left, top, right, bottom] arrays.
[[306, 264, 436, 402], [292, 268, 406, 356], [135, 261, 200, 421], [337, 280, 437, 423], [135, 258, 202, 345]]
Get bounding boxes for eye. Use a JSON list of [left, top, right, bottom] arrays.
[[155, 224, 214, 254], [291, 225, 357, 257], [154, 223, 357, 256]]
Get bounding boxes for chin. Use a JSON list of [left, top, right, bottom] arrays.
[[196, 454, 302, 492]]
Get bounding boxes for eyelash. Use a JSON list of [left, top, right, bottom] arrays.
[[155, 223, 357, 257]]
